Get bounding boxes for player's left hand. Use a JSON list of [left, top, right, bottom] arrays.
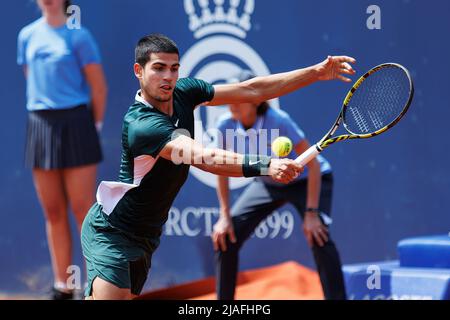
[[316, 55, 356, 82], [302, 211, 329, 247]]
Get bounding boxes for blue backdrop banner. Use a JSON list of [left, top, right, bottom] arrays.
[[1, 0, 449, 295]]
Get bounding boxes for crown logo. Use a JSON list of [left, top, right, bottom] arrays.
[[184, 0, 254, 39]]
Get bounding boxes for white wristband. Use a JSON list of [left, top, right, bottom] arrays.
[[95, 121, 103, 133]]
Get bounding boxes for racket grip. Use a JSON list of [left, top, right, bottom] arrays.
[[295, 144, 320, 166]]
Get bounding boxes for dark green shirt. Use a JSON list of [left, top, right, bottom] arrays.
[[97, 78, 214, 238]]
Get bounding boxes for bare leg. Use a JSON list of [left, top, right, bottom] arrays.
[[92, 277, 133, 300], [63, 164, 97, 296], [62, 164, 97, 231], [32, 169, 70, 285]]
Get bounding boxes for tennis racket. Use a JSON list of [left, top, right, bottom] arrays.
[[295, 63, 414, 166]]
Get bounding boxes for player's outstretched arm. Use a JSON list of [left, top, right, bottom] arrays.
[[159, 134, 303, 184], [206, 56, 356, 106]]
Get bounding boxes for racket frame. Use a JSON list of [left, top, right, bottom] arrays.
[[296, 63, 414, 165]]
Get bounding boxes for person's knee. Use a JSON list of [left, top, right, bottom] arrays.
[[71, 200, 94, 222], [228, 236, 241, 250], [215, 242, 240, 270], [311, 238, 337, 254], [42, 203, 68, 224], [222, 239, 240, 255]]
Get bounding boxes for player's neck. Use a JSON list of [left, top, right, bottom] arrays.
[[241, 116, 257, 130], [141, 90, 173, 116], [42, 12, 67, 28], [154, 101, 173, 116]]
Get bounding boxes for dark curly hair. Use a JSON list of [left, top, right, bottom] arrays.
[[135, 34, 179, 67]]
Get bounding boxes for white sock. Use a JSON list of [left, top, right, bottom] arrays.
[[54, 281, 72, 293]]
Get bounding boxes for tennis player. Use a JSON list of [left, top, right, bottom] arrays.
[[81, 33, 355, 300]]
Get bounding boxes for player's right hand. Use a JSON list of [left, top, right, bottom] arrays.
[[268, 158, 303, 184], [212, 214, 236, 252]]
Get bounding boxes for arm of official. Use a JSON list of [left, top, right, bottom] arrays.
[[84, 64, 108, 130], [211, 176, 236, 251], [295, 140, 329, 247]]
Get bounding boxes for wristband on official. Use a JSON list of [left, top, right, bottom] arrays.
[[95, 121, 103, 133], [242, 154, 271, 177], [305, 207, 320, 213]]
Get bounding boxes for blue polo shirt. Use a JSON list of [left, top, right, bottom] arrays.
[[17, 18, 101, 111], [215, 107, 331, 185]]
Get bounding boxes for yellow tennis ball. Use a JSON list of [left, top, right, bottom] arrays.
[[272, 136, 293, 157]]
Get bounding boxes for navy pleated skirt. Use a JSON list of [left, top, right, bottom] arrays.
[[25, 105, 103, 169]]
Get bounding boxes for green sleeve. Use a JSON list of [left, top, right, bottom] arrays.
[[128, 115, 176, 158], [176, 78, 215, 108]]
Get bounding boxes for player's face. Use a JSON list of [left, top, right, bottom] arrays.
[[139, 52, 180, 103], [37, 0, 65, 14], [229, 102, 258, 126]]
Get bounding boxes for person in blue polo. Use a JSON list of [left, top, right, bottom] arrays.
[[17, 0, 107, 299], [212, 70, 347, 300]]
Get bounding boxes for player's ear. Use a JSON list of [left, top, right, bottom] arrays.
[[134, 63, 143, 79]]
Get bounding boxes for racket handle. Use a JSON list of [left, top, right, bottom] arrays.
[[295, 144, 321, 166]]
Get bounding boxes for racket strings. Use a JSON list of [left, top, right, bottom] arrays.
[[348, 106, 370, 133], [344, 66, 411, 135]]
